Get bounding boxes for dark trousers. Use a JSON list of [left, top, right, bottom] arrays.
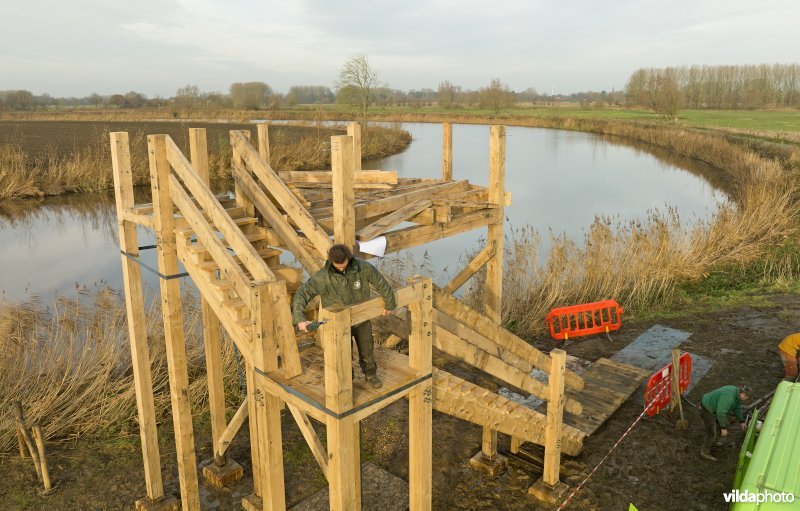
[[699, 405, 719, 452], [352, 320, 377, 377]]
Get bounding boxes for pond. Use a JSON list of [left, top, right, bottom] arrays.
[[0, 122, 725, 303]]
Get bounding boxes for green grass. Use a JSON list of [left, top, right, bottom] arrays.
[[678, 110, 800, 132]]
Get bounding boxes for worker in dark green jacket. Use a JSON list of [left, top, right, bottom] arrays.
[[698, 385, 749, 461], [292, 244, 396, 389]]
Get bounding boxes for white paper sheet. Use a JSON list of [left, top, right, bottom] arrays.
[[357, 236, 387, 257]]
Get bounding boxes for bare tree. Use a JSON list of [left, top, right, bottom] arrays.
[[438, 80, 457, 108], [335, 54, 383, 124], [479, 78, 513, 112]]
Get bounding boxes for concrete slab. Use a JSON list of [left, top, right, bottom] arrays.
[[289, 462, 408, 511]]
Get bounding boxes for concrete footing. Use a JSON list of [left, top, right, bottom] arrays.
[[468, 451, 508, 478], [528, 478, 570, 504], [134, 495, 180, 511], [201, 458, 244, 490]]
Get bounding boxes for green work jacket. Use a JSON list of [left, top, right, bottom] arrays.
[[291, 258, 396, 325], [701, 385, 745, 429]]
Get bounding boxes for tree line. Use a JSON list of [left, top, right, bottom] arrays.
[[626, 64, 800, 112]]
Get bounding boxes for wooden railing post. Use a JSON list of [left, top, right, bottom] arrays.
[[408, 277, 433, 511], [347, 122, 362, 171], [148, 134, 201, 511], [331, 135, 356, 249], [257, 123, 271, 165], [321, 307, 361, 511], [234, 130, 256, 217], [529, 348, 569, 502], [110, 132, 174, 508], [442, 122, 452, 181]]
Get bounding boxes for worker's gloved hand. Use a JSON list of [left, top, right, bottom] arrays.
[[382, 309, 391, 316], [298, 321, 311, 332], [721, 428, 729, 437]]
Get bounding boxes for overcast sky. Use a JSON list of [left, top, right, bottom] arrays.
[[2, 0, 798, 98]]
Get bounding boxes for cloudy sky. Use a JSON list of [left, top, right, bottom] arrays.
[[2, 0, 797, 97]]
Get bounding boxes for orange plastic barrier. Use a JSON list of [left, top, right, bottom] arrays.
[[545, 300, 624, 341], [644, 352, 692, 416]]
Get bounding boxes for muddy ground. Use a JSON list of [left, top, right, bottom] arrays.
[[1, 294, 794, 511]]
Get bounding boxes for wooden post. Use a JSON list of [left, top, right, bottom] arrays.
[[408, 277, 433, 511], [257, 123, 271, 165], [110, 132, 167, 503], [32, 425, 52, 493], [13, 401, 41, 480], [479, 125, 506, 466], [442, 123, 452, 181], [250, 282, 287, 511], [321, 307, 361, 511], [529, 348, 569, 503], [347, 122, 362, 171], [331, 135, 356, 248], [190, 129, 228, 469], [234, 130, 255, 217], [148, 134, 201, 511], [543, 349, 566, 487]]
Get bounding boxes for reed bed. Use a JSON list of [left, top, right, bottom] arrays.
[[0, 289, 243, 453]]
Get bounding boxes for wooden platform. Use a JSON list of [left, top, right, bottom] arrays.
[[536, 357, 650, 437]]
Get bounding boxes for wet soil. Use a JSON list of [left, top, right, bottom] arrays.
[[2, 294, 795, 511]]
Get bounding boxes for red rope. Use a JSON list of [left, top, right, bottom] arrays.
[[557, 386, 668, 510]]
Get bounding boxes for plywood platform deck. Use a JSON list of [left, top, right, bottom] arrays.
[[537, 357, 650, 437]]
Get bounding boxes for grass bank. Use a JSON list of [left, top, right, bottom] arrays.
[[0, 121, 410, 200]]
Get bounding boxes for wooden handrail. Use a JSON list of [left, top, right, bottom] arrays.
[[165, 136, 275, 283]]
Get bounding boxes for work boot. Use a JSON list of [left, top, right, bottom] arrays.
[[700, 450, 717, 461], [366, 374, 383, 389]]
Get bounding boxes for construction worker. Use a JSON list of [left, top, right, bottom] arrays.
[[777, 333, 800, 381], [698, 385, 749, 461], [292, 244, 396, 389]]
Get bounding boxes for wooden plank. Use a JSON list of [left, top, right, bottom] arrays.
[[343, 282, 420, 326], [110, 132, 165, 501], [433, 325, 582, 416], [441, 241, 496, 295], [331, 135, 355, 248], [356, 199, 432, 241], [267, 282, 303, 378], [280, 170, 397, 185], [233, 130, 256, 218], [147, 134, 201, 511], [257, 123, 270, 164], [408, 277, 433, 511], [217, 400, 249, 459], [485, 125, 505, 324], [231, 130, 332, 259], [382, 208, 500, 254], [442, 122, 452, 181], [348, 122, 362, 171], [287, 404, 329, 479], [166, 137, 274, 283], [189, 128, 209, 183], [432, 286, 585, 391], [543, 349, 566, 486]]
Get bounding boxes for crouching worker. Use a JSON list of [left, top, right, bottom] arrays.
[[292, 244, 396, 389], [777, 332, 800, 381], [698, 385, 749, 461]]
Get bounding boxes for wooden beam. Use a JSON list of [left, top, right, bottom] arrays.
[[166, 137, 274, 283], [543, 349, 566, 486], [433, 325, 582, 416], [485, 125, 506, 324], [442, 122, 452, 181], [407, 277, 433, 511], [381, 208, 500, 254], [189, 128, 209, 183], [147, 134, 201, 511], [267, 282, 303, 378], [231, 130, 332, 259], [331, 135, 355, 248], [432, 286, 585, 391], [217, 400, 249, 459], [233, 130, 256, 218], [287, 404, 329, 479], [356, 199, 432, 242], [347, 122, 362, 171], [441, 241, 496, 295], [279, 170, 397, 185], [341, 282, 422, 326], [110, 132, 165, 501]]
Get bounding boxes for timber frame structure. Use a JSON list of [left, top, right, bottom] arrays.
[[111, 122, 646, 511]]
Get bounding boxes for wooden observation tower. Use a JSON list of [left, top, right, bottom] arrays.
[[110, 122, 647, 511]]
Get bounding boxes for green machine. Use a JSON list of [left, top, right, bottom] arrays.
[[730, 381, 800, 510]]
